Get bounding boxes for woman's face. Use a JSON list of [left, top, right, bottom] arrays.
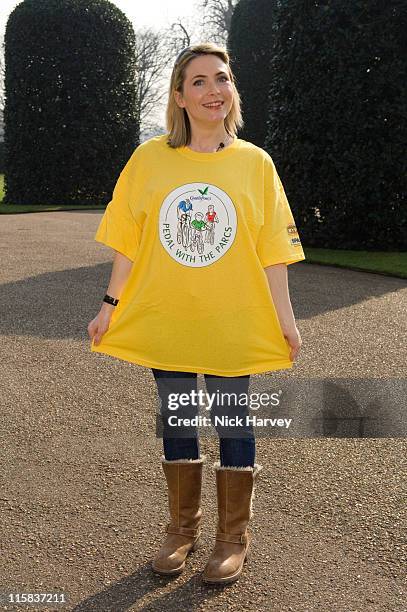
[[174, 54, 234, 127]]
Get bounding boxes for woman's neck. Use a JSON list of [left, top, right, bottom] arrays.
[[187, 131, 234, 153]]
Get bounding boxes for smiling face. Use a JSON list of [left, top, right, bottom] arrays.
[[174, 54, 234, 127]]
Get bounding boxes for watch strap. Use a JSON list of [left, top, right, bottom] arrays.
[[103, 294, 119, 306]]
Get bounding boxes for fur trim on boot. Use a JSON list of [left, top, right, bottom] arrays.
[[161, 455, 205, 463]]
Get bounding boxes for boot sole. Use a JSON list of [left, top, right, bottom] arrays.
[[152, 563, 185, 576], [151, 538, 200, 576]]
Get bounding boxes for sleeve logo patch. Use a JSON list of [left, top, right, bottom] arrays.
[[287, 224, 298, 235], [290, 237, 302, 246]]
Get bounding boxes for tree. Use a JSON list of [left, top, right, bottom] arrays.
[[264, 0, 406, 250], [3, 0, 138, 207], [136, 16, 201, 139], [195, 0, 239, 45], [228, 0, 279, 145], [0, 35, 5, 141], [135, 27, 181, 140]]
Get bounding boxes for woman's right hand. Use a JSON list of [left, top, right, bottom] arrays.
[[87, 303, 115, 346], [281, 323, 302, 362]]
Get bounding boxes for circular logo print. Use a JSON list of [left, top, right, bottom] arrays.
[[159, 183, 237, 268]]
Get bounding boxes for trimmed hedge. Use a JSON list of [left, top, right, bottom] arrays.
[[3, 0, 139, 206], [229, 0, 406, 250]]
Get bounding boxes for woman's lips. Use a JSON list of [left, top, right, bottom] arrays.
[[203, 101, 224, 108]]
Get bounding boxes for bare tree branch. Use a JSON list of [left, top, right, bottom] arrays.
[[133, 27, 177, 135], [134, 19, 199, 138], [194, 0, 238, 44]]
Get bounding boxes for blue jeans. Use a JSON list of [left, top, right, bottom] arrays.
[[152, 369, 255, 467]]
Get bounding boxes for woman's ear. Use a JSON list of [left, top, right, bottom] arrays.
[[174, 90, 184, 109]]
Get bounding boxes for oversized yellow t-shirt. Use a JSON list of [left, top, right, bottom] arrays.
[[90, 133, 305, 376]]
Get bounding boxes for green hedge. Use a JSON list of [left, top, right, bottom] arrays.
[[229, 0, 406, 251], [3, 0, 139, 207]]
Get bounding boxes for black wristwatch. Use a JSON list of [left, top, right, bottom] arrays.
[[103, 294, 119, 306]]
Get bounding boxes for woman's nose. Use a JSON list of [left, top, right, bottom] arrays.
[[206, 81, 221, 94]]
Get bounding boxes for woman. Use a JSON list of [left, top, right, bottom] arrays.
[[88, 42, 305, 585]]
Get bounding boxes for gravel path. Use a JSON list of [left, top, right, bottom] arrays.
[[0, 211, 406, 612]]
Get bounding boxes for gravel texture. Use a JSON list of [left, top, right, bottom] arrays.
[[0, 210, 406, 612]]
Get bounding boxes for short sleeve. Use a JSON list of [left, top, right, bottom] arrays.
[[94, 152, 142, 262], [256, 154, 306, 267]]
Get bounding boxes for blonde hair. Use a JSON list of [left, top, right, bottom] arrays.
[[165, 42, 244, 149]]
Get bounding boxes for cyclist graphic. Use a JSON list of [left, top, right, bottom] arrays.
[[177, 198, 193, 250], [204, 204, 219, 245], [190, 212, 207, 255]]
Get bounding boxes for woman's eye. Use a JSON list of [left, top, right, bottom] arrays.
[[193, 76, 228, 86]]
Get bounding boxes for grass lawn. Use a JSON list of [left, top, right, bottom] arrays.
[[1, 175, 405, 279], [0, 202, 106, 212], [303, 248, 407, 279]]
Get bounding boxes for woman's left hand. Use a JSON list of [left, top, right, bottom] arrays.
[[281, 324, 302, 361]]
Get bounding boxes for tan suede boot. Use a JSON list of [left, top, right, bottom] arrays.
[[202, 462, 262, 585], [152, 455, 205, 575]]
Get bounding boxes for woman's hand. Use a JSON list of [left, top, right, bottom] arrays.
[[281, 323, 302, 361], [87, 303, 115, 346]]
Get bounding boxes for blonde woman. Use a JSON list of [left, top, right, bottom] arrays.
[[88, 42, 305, 585]]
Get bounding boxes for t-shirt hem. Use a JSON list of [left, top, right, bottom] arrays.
[[261, 254, 306, 267], [91, 343, 294, 376]]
